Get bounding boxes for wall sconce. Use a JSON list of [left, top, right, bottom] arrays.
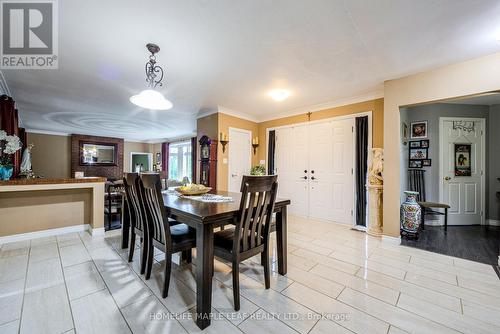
[[220, 132, 229, 153], [252, 137, 259, 155]]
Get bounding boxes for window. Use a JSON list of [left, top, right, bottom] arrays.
[[168, 141, 192, 181]]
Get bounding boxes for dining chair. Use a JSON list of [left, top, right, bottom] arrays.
[[122, 173, 148, 275], [213, 175, 278, 311], [137, 173, 197, 297]]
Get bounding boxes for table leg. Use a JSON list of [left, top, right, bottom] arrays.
[[195, 224, 214, 329], [444, 208, 448, 232], [121, 197, 130, 249], [276, 206, 288, 275]]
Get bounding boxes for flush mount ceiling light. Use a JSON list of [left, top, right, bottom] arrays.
[[268, 89, 291, 102], [130, 43, 173, 110]]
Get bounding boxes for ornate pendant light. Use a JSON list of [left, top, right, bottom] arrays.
[[130, 43, 173, 110]]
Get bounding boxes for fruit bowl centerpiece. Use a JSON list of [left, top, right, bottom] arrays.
[[175, 184, 212, 196]]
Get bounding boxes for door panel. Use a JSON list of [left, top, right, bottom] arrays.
[[275, 125, 308, 217], [228, 129, 251, 192], [441, 119, 484, 225]]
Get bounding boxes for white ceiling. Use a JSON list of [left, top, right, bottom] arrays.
[[4, 0, 500, 141]]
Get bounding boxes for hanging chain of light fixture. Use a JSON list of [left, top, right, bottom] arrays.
[[452, 120, 475, 132], [145, 43, 164, 88]]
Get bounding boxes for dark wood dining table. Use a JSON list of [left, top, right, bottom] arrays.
[[121, 190, 290, 329]]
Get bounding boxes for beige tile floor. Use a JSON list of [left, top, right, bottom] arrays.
[[0, 216, 499, 334]]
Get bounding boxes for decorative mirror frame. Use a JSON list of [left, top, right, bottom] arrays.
[[79, 141, 118, 166]]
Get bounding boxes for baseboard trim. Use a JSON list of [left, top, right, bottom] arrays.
[[0, 224, 90, 244], [487, 219, 500, 226], [381, 235, 401, 245], [89, 226, 105, 236], [423, 220, 443, 226]]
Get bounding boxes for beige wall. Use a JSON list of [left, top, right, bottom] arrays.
[[27, 133, 71, 178], [257, 98, 384, 163], [218, 113, 260, 191], [383, 52, 500, 237], [27, 132, 160, 177]]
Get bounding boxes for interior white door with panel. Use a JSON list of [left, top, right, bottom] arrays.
[[228, 128, 252, 193], [440, 118, 485, 225], [275, 124, 309, 217], [309, 119, 354, 223]]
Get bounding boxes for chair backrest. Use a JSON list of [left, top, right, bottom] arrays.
[[137, 173, 172, 249], [408, 169, 426, 202], [123, 173, 145, 232], [234, 175, 278, 254]]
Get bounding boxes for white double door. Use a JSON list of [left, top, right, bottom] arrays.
[[275, 118, 355, 224], [440, 118, 485, 225]]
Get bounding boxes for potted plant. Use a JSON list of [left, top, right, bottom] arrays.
[[0, 130, 22, 180], [250, 164, 266, 176]]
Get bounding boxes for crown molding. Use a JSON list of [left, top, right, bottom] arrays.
[[217, 106, 260, 123], [0, 71, 11, 96], [257, 89, 384, 122], [26, 129, 71, 136]]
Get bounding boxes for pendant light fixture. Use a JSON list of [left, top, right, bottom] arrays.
[[130, 43, 173, 110]]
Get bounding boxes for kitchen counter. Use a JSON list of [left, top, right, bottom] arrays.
[[0, 178, 105, 242]]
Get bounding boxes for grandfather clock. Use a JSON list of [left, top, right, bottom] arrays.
[[199, 135, 217, 189]]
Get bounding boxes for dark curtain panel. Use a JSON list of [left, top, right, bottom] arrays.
[[0, 95, 21, 177], [268, 130, 276, 175], [355, 116, 368, 226], [191, 137, 197, 183], [161, 142, 169, 178]]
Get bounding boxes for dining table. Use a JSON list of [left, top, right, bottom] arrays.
[[121, 190, 290, 329]]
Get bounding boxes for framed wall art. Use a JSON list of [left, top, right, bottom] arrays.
[[410, 121, 428, 139], [409, 147, 428, 160], [455, 143, 471, 176]]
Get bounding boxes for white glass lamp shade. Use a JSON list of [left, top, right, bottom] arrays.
[[130, 89, 173, 110]]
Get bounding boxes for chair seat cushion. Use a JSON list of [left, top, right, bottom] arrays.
[[213, 228, 262, 252], [418, 201, 451, 209], [169, 223, 196, 249]]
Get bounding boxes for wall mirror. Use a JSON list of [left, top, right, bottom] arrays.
[[80, 141, 117, 166]]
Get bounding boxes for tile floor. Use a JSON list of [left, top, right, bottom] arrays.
[[0, 216, 499, 334]]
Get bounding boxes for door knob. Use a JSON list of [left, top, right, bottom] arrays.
[[304, 170, 307, 173], [311, 176, 316, 180], [231, 174, 237, 177], [302, 176, 307, 180], [444, 176, 451, 181], [311, 170, 315, 174]]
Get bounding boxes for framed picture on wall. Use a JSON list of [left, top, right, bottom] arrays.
[[422, 159, 431, 167], [409, 160, 422, 168], [410, 121, 428, 139], [409, 147, 428, 160], [409, 141, 421, 148], [401, 122, 409, 146], [455, 143, 471, 176], [420, 139, 429, 148]]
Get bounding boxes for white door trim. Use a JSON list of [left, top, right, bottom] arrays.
[[266, 111, 372, 228], [438, 117, 486, 225], [130, 152, 153, 172], [228, 127, 252, 191]]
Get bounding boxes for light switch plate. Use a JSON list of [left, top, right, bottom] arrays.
[[223, 158, 228, 164], [259, 160, 265, 165]]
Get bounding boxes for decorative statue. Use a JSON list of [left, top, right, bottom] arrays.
[[20, 143, 34, 173], [366, 148, 384, 237], [368, 148, 383, 185]]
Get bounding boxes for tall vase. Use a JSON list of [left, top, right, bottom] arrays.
[[400, 191, 421, 238]]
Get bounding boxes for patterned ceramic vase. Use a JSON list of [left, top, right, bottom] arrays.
[[0, 165, 13, 180], [400, 191, 421, 238]]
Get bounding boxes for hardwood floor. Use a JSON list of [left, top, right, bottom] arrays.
[[0, 216, 499, 333], [401, 225, 500, 266]]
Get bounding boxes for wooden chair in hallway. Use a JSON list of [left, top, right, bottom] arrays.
[[122, 173, 148, 275], [138, 173, 196, 297], [213, 175, 278, 311], [408, 169, 450, 231]]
